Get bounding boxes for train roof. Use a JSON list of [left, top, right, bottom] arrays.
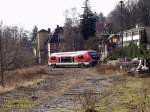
[[50, 50, 96, 57]]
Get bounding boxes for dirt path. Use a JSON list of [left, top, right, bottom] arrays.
[[0, 67, 121, 112]]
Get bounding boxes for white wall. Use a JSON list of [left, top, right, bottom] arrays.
[[123, 30, 140, 46]]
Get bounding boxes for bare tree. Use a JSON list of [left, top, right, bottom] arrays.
[[63, 8, 84, 51], [0, 26, 34, 70], [107, 0, 150, 33]]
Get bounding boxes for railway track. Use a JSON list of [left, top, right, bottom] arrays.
[[0, 67, 121, 112], [32, 73, 121, 112]]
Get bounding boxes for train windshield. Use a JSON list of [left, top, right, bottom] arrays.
[[89, 52, 99, 60]]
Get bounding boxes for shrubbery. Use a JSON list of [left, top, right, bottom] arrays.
[[108, 42, 150, 60]]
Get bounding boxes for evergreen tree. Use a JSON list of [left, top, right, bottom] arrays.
[[80, 0, 97, 40]]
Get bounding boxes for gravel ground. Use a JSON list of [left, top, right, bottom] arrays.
[[0, 67, 121, 112]]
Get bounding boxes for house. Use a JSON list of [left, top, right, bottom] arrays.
[[106, 34, 120, 53], [34, 25, 64, 64], [49, 25, 64, 53], [121, 26, 148, 47], [96, 20, 114, 60], [99, 26, 150, 60], [98, 34, 119, 60], [34, 28, 51, 64]]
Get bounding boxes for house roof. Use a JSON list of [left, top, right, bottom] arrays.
[[49, 26, 64, 43], [107, 34, 119, 41], [50, 33, 59, 43], [117, 27, 145, 35], [38, 29, 48, 33]]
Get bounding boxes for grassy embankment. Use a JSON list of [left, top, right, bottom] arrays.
[[95, 64, 150, 112], [0, 66, 48, 94]]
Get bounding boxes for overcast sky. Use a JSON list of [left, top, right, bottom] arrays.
[[0, 0, 122, 31]]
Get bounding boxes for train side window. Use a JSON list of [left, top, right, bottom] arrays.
[[51, 57, 56, 60], [78, 55, 84, 59]]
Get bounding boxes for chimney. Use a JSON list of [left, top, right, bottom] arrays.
[[136, 24, 139, 29], [48, 28, 51, 33]]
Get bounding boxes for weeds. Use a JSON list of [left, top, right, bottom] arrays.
[[96, 77, 150, 112], [76, 89, 99, 112], [96, 64, 121, 75], [0, 66, 48, 93]]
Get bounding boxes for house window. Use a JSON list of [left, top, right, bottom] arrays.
[[112, 38, 118, 43], [123, 33, 126, 37], [126, 32, 132, 37], [133, 30, 139, 36]]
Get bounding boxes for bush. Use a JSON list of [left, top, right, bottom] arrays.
[[108, 42, 150, 60], [108, 49, 122, 60]]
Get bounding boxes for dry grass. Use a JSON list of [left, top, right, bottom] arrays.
[[96, 64, 122, 75], [0, 66, 48, 94], [96, 77, 150, 112]]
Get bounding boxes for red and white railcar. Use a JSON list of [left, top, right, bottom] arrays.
[[48, 50, 100, 67]]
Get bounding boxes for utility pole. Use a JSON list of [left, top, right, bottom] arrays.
[[120, 1, 124, 56], [0, 30, 4, 87]]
